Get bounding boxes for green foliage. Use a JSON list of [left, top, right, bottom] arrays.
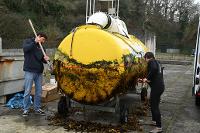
[[0, 0, 199, 53], [0, 12, 32, 48], [3, 0, 23, 12]]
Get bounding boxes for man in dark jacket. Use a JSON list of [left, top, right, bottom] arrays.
[[142, 52, 165, 133], [22, 33, 49, 116]]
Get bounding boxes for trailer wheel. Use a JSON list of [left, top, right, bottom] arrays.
[[120, 105, 129, 124], [57, 96, 69, 116], [195, 95, 200, 106]]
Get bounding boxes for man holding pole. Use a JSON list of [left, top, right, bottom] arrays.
[[22, 33, 49, 116]]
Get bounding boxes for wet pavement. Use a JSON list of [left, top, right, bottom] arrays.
[[0, 63, 200, 133], [140, 64, 200, 133]]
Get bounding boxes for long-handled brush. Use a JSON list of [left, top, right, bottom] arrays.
[[28, 19, 53, 72]]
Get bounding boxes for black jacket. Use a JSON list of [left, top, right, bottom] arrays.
[[23, 38, 46, 73], [147, 59, 165, 92]]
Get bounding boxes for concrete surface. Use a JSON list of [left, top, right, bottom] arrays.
[[0, 63, 199, 133], [140, 64, 200, 133]]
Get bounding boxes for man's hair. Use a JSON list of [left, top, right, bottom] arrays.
[[37, 32, 47, 40], [144, 52, 155, 59]]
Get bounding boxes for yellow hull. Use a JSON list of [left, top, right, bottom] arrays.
[[54, 24, 148, 104], [57, 25, 148, 65]]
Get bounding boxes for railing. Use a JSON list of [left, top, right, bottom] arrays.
[[156, 52, 194, 62]]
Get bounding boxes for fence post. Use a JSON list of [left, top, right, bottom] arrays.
[[0, 37, 2, 54]]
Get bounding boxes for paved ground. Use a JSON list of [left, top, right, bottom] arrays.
[[161, 64, 200, 133], [0, 63, 199, 133], [140, 64, 200, 133]]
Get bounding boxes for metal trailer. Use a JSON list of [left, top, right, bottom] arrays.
[[57, 85, 148, 124], [66, 94, 128, 124], [193, 17, 200, 106]]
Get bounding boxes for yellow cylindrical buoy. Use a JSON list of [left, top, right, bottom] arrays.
[[53, 24, 148, 104]]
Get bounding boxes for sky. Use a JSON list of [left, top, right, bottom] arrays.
[[195, 0, 200, 4]]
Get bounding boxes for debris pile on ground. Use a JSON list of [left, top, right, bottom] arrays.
[[47, 102, 149, 132], [48, 113, 140, 132]]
